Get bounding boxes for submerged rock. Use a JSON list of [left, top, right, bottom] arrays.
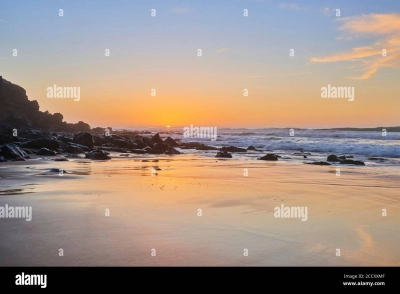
[[258, 154, 279, 161], [215, 151, 232, 158], [220, 146, 247, 152]]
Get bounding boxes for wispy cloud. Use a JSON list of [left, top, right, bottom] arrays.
[[322, 7, 332, 16], [246, 71, 316, 78], [279, 3, 301, 10], [310, 13, 400, 79], [171, 8, 189, 14], [216, 48, 228, 53]]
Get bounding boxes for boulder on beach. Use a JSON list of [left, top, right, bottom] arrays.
[[215, 151, 232, 158], [258, 154, 279, 161], [73, 132, 94, 148], [220, 146, 247, 152], [0, 156, 6, 162], [54, 157, 69, 161], [151, 133, 164, 144], [340, 159, 365, 166], [164, 136, 179, 147], [36, 148, 56, 156], [0, 144, 27, 160], [85, 150, 111, 160], [21, 138, 60, 150], [327, 154, 342, 162], [247, 146, 256, 151]]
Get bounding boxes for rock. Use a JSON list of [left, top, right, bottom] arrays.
[[338, 155, 346, 160], [340, 160, 365, 166], [327, 155, 342, 162], [258, 154, 279, 161], [154, 143, 169, 152], [113, 139, 129, 148], [85, 150, 111, 160], [220, 146, 247, 152], [0, 144, 26, 160], [368, 157, 385, 161], [21, 138, 60, 150], [165, 147, 181, 155], [303, 156, 307, 158], [164, 136, 179, 147], [247, 146, 256, 151], [0, 156, 6, 162], [0, 133, 13, 144], [151, 133, 163, 144], [22, 148, 33, 154], [142, 137, 155, 148], [54, 157, 69, 161], [64, 143, 90, 154], [36, 148, 56, 156], [133, 142, 148, 149], [58, 136, 73, 143], [215, 151, 232, 158], [306, 161, 331, 165], [73, 132, 94, 148]]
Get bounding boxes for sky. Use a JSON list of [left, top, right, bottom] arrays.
[[1, 0, 399, 128]]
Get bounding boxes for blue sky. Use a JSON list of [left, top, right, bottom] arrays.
[[1, 0, 399, 127]]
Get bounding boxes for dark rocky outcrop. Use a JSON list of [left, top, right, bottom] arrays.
[[164, 136, 179, 147], [85, 150, 111, 160], [258, 154, 279, 161], [215, 151, 232, 158], [0, 144, 26, 160], [21, 138, 59, 150], [154, 143, 169, 152], [73, 132, 94, 148], [0, 77, 90, 131], [0, 133, 13, 144], [151, 133, 163, 144], [327, 155, 342, 162], [36, 148, 56, 156], [247, 146, 256, 151]]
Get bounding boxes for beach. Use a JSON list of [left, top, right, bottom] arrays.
[[1, 153, 399, 266]]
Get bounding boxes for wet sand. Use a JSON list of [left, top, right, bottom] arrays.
[[0, 153, 399, 266]]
